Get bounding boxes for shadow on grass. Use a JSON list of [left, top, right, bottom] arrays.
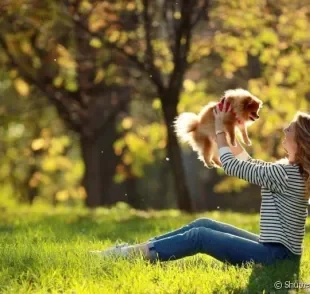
[[244, 256, 301, 294]]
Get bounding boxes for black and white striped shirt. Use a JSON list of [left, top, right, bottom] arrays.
[[219, 146, 309, 256]]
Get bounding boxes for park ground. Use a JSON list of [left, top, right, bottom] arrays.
[[0, 203, 309, 294]]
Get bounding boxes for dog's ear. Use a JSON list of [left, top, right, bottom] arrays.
[[244, 96, 253, 108]]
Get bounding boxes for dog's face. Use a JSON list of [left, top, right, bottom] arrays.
[[243, 96, 263, 122], [223, 89, 263, 124], [241, 96, 263, 122]]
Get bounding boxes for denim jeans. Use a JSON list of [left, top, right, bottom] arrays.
[[147, 218, 298, 266]]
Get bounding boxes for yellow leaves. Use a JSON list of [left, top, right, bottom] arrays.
[[295, 18, 308, 31], [261, 114, 281, 136], [126, 2, 136, 11], [260, 48, 280, 65], [214, 34, 248, 73], [8, 123, 25, 139], [109, 31, 121, 43], [14, 78, 30, 96], [154, 59, 173, 74], [138, 123, 166, 148], [183, 79, 196, 92], [42, 156, 72, 172], [89, 38, 102, 48], [114, 139, 126, 156], [178, 80, 212, 113], [53, 76, 63, 88], [9, 70, 18, 79], [258, 29, 278, 45], [124, 45, 135, 55], [113, 122, 167, 182], [214, 177, 249, 194], [150, 40, 172, 73], [152, 98, 162, 110], [49, 136, 71, 156], [174, 11, 181, 20], [123, 153, 133, 165], [56, 190, 69, 201], [32, 138, 46, 151], [279, 15, 288, 25], [273, 72, 284, 84], [121, 117, 133, 130], [31, 135, 72, 173], [228, 51, 247, 67], [124, 133, 149, 154], [77, 186, 87, 200], [29, 172, 42, 188], [188, 41, 212, 64], [56, 45, 76, 70], [66, 80, 78, 92], [94, 69, 105, 84], [79, 0, 92, 14], [89, 17, 107, 33], [20, 40, 34, 56]]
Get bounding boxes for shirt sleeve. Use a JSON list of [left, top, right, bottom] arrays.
[[219, 147, 289, 193], [234, 149, 274, 166]]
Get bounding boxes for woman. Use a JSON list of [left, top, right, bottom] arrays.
[[90, 99, 310, 266]]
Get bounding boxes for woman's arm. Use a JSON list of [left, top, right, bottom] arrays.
[[215, 132, 249, 158], [227, 137, 248, 158], [219, 148, 289, 193]]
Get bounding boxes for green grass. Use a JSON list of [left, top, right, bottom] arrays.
[[0, 202, 309, 294]]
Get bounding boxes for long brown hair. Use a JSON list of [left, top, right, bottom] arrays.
[[293, 111, 310, 200]]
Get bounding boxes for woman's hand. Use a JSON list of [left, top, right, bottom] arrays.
[[213, 98, 232, 133]]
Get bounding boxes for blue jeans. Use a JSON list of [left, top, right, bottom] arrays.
[[147, 218, 297, 266]]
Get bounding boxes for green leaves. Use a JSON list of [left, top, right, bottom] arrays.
[[113, 119, 167, 182]]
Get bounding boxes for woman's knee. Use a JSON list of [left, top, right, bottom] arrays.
[[189, 217, 214, 229], [186, 227, 211, 248]]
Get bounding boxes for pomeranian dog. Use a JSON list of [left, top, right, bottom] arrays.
[[173, 89, 263, 168]]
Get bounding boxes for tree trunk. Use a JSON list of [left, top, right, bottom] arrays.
[[81, 137, 102, 207], [125, 174, 146, 209], [161, 100, 193, 212], [81, 117, 121, 207]]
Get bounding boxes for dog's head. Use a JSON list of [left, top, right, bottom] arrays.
[[224, 89, 263, 123]]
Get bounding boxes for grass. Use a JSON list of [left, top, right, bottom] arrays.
[[0, 202, 309, 294]]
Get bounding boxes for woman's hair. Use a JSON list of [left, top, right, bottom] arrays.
[[293, 111, 310, 200]]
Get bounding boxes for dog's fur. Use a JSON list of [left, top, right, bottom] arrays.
[[173, 89, 263, 168]]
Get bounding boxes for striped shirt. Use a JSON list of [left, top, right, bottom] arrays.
[[219, 146, 309, 256]]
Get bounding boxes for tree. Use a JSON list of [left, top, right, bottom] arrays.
[[70, 0, 212, 212], [0, 0, 134, 207]]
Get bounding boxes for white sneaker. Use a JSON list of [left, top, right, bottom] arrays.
[[89, 243, 129, 258]]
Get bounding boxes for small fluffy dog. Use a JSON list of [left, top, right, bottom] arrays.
[[174, 89, 263, 168]]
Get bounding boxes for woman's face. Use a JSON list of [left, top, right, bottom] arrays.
[[282, 121, 298, 160]]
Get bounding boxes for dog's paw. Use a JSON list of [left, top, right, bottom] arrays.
[[246, 140, 252, 146]]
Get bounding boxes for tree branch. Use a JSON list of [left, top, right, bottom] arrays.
[[61, 3, 165, 93], [93, 90, 132, 138], [168, 1, 195, 90], [191, 0, 211, 29], [0, 36, 81, 133], [142, 0, 162, 88]]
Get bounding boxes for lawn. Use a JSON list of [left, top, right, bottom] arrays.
[[0, 202, 309, 294]]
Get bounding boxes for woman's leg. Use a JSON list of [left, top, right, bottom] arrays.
[[149, 217, 259, 243], [147, 227, 287, 266]]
